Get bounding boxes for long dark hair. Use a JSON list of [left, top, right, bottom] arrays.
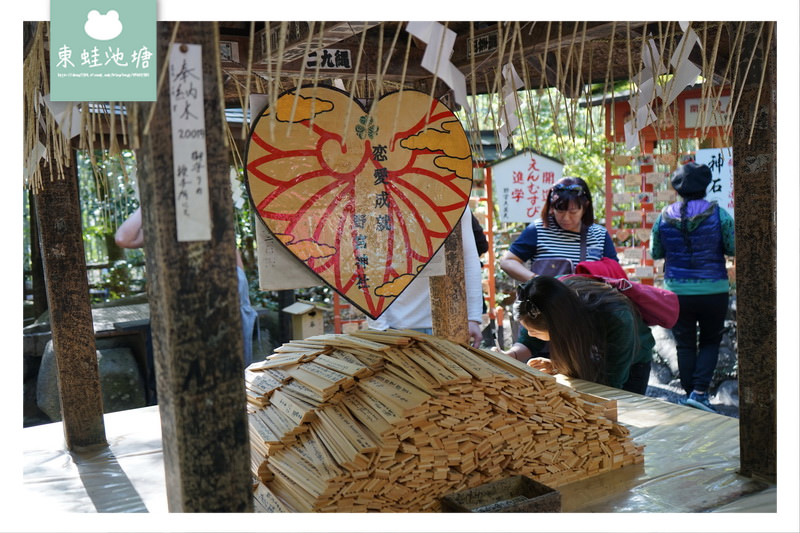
[[513, 276, 636, 384], [541, 177, 594, 229]]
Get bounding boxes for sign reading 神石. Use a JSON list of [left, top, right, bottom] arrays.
[[694, 147, 735, 219]]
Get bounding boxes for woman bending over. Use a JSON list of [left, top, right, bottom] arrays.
[[505, 275, 654, 395]]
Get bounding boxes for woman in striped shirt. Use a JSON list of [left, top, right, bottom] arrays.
[[499, 177, 618, 282]]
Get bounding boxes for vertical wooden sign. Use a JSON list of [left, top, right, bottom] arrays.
[[168, 43, 211, 241]]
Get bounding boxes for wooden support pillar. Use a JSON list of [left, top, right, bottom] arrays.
[[33, 148, 107, 449], [28, 188, 49, 319], [136, 21, 252, 512], [277, 290, 297, 344], [429, 219, 469, 344], [732, 22, 776, 483]]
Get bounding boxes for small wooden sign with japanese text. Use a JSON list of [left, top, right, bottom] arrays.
[[491, 151, 563, 223], [168, 43, 211, 241]]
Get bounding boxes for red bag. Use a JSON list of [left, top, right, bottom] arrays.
[[567, 274, 680, 328], [575, 257, 629, 279]]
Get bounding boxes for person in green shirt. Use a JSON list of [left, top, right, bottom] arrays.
[[502, 275, 654, 395]]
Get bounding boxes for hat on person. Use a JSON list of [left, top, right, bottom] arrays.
[[671, 162, 712, 198]]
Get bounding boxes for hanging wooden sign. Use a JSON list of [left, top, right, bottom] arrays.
[[244, 86, 473, 319]]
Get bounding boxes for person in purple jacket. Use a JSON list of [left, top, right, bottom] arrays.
[[650, 162, 735, 413]]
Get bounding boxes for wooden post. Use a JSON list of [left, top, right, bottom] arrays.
[[732, 22, 776, 483], [33, 148, 107, 449], [277, 290, 297, 344], [28, 188, 49, 319], [136, 21, 252, 512], [429, 219, 469, 344]]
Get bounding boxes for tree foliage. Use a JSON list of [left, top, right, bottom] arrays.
[[464, 88, 609, 221]]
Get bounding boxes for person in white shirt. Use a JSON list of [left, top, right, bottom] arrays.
[[367, 210, 484, 347]]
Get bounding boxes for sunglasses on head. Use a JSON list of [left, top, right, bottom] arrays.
[[515, 282, 542, 319], [551, 183, 584, 193]]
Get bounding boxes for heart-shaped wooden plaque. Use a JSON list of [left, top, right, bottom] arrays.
[[245, 86, 473, 319]]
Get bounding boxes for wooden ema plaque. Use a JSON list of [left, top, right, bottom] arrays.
[[245, 87, 473, 319]]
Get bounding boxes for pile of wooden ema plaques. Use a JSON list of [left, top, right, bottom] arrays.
[[244, 329, 643, 512]]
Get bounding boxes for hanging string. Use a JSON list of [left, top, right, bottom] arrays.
[[583, 24, 596, 150], [699, 23, 738, 145], [211, 24, 229, 150], [726, 22, 762, 144], [342, 22, 369, 141], [269, 22, 288, 140], [602, 22, 617, 162], [389, 29, 413, 138], [518, 23, 540, 153], [143, 21, 180, 136], [464, 21, 486, 165], [512, 21, 535, 153], [285, 21, 317, 138], [746, 22, 774, 144], [698, 22, 724, 142]]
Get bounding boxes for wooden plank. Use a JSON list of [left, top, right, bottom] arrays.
[[268, 467, 316, 512], [296, 432, 344, 479], [347, 329, 414, 346], [269, 450, 329, 497], [340, 395, 393, 438], [253, 482, 292, 512], [299, 361, 355, 389], [281, 379, 326, 406], [360, 372, 430, 413], [341, 348, 385, 369], [313, 354, 372, 379], [380, 348, 442, 393], [270, 389, 318, 425], [245, 371, 282, 395], [325, 349, 371, 369], [353, 389, 405, 425], [306, 333, 393, 352], [260, 405, 298, 440], [421, 338, 498, 380], [256, 352, 318, 369], [414, 343, 474, 382], [285, 367, 339, 398], [308, 418, 365, 468], [248, 412, 281, 445], [318, 405, 379, 454]]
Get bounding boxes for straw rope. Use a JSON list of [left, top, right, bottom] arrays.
[[23, 20, 775, 198]]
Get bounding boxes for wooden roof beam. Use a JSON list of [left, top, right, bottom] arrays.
[[257, 22, 381, 65]]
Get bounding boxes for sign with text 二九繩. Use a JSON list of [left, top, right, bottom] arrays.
[[490, 150, 563, 223], [50, 0, 156, 101], [168, 43, 211, 242], [244, 86, 472, 319]]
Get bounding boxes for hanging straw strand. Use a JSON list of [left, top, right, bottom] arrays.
[[746, 22, 774, 144], [143, 21, 180, 136]]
